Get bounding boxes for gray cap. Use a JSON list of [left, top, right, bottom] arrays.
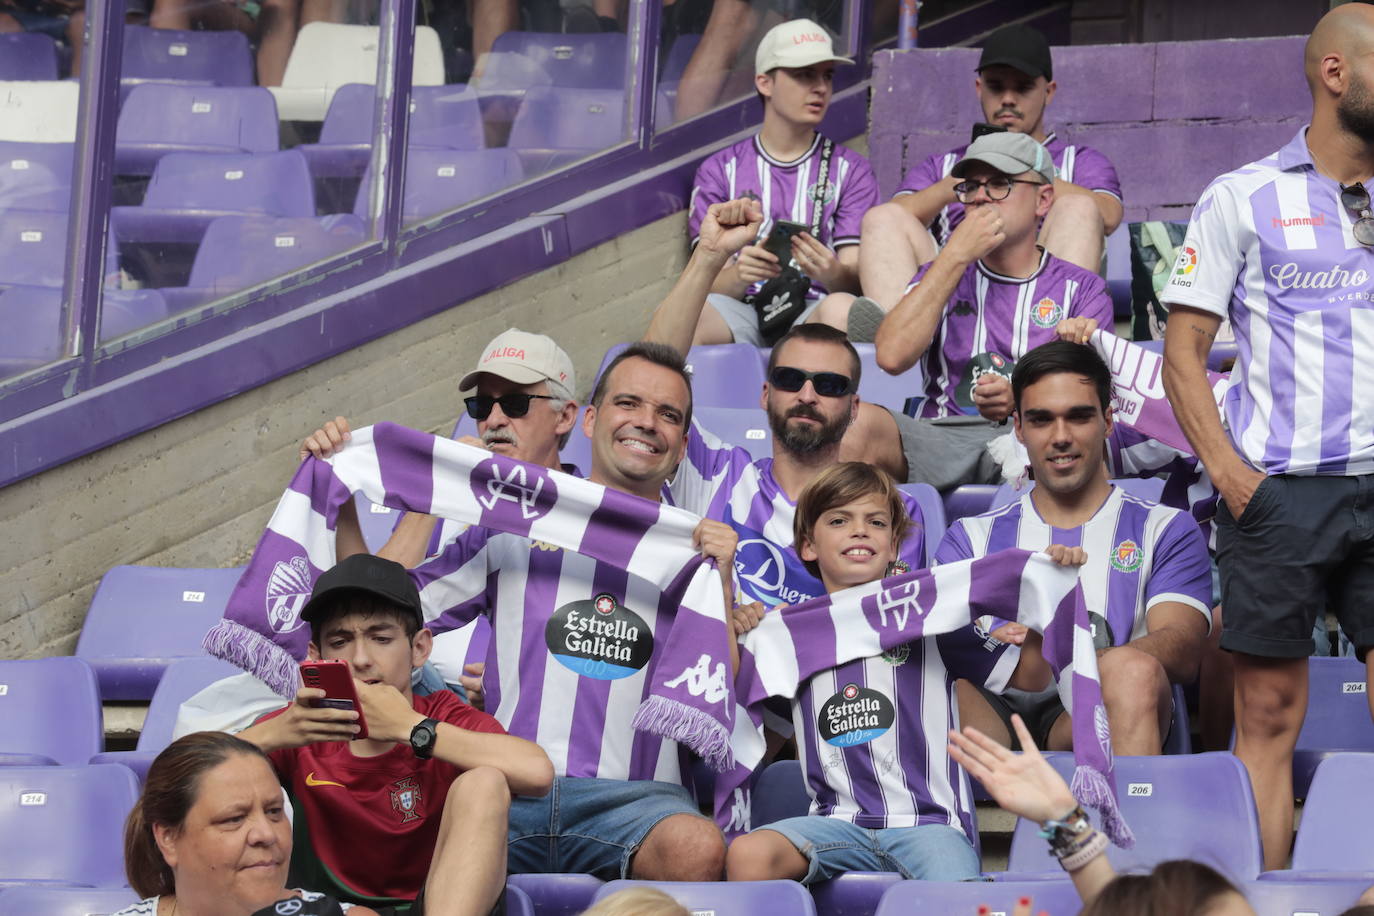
[[951, 132, 1057, 185]]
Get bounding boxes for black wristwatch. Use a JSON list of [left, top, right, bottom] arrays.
[[409, 717, 440, 759]]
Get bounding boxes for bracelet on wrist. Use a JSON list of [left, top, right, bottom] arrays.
[[1057, 830, 1109, 872], [1037, 804, 1092, 853]]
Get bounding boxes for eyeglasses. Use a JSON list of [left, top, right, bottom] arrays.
[[952, 176, 1043, 203], [464, 393, 558, 420], [1340, 182, 1374, 247], [768, 366, 855, 397]]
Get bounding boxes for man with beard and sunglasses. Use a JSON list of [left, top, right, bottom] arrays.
[[1161, 3, 1374, 872], [836, 23, 1122, 341]]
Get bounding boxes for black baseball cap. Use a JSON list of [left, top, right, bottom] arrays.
[[300, 553, 424, 627], [977, 23, 1052, 80]]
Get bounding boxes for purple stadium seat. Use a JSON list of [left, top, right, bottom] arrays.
[[89, 656, 242, 782], [752, 759, 810, 827], [897, 482, 946, 567], [478, 31, 627, 95], [0, 286, 169, 375], [0, 658, 103, 767], [944, 484, 999, 523], [115, 84, 280, 176], [877, 879, 1082, 915], [0, 764, 140, 887], [0, 208, 68, 287], [112, 150, 316, 245], [683, 343, 767, 408], [75, 565, 246, 700], [0, 140, 73, 211], [1006, 752, 1263, 880], [505, 884, 534, 916], [1163, 682, 1192, 755], [0, 33, 59, 81], [505, 874, 603, 916], [1244, 878, 1372, 914], [1267, 754, 1374, 879], [0, 885, 141, 914], [159, 214, 367, 312], [852, 343, 924, 414], [1106, 225, 1132, 320], [1208, 339, 1238, 371], [299, 83, 485, 179], [811, 872, 903, 916], [660, 33, 701, 82], [354, 490, 403, 553], [507, 87, 626, 174], [592, 879, 816, 916], [1292, 658, 1374, 796], [355, 147, 523, 222], [120, 24, 254, 99], [694, 406, 772, 462]]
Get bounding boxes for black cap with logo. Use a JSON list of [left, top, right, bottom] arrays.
[[977, 23, 1053, 80], [299, 553, 423, 628]]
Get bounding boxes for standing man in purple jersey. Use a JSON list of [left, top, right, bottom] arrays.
[[1162, 5, 1374, 870], [843, 131, 1114, 491], [686, 18, 878, 346], [940, 342, 1212, 757], [842, 23, 1121, 339]]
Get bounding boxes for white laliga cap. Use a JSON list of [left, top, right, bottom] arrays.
[[755, 19, 854, 76], [458, 328, 576, 396]]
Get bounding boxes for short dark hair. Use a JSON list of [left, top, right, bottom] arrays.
[[125, 732, 275, 898], [308, 591, 422, 647], [1080, 860, 1241, 916], [766, 324, 863, 390], [590, 342, 694, 429], [1011, 340, 1112, 414], [793, 461, 910, 581]]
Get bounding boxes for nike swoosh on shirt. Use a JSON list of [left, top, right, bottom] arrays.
[[305, 772, 345, 788]]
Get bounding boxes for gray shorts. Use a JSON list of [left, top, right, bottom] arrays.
[[1217, 474, 1374, 660], [706, 293, 822, 347], [889, 410, 1006, 493]]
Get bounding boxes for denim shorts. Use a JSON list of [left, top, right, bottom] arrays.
[[507, 776, 713, 879], [761, 816, 980, 883]]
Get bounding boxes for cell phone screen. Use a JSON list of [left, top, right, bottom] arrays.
[[970, 122, 1009, 142], [762, 221, 808, 263]]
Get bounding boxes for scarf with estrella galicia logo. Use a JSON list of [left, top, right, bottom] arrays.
[[206, 423, 1130, 845]]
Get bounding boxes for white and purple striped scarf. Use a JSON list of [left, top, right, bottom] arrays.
[[206, 423, 1131, 845], [1091, 329, 1229, 454]]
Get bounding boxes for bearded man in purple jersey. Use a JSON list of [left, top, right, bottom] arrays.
[[1162, 4, 1374, 871], [941, 341, 1211, 758], [839, 23, 1122, 340]]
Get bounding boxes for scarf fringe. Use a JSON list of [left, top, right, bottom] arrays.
[[633, 695, 734, 772], [202, 619, 300, 699], [1071, 764, 1136, 849]]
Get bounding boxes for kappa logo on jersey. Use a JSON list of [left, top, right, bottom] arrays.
[[819, 683, 895, 747], [734, 538, 816, 607], [1030, 297, 1064, 328], [951, 299, 975, 317], [546, 594, 653, 680], [809, 178, 835, 205], [1109, 539, 1144, 573], [305, 772, 345, 788], [471, 458, 557, 522], [1172, 245, 1198, 287], [266, 556, 312, 634], [664, 653, 729, 704], [390, 776, 423, 823]]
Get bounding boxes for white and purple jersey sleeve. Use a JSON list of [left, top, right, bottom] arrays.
[[913, 252, 1114, 418], [688, 134, 878, 300], [938, 487, 1212, 646], [1162, 127, 1374, 477]]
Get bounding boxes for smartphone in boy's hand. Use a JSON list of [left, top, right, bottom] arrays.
[[760, 220, 809, 265], [301, 659, 369, 739]]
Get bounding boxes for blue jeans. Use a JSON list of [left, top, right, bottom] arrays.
[[507, 776, 713, 878], [762, 816, 980, 883]]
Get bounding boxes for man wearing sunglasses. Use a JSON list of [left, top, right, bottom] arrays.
[[1161, 3, 1374, 872], [838, 23, 1121, 341]]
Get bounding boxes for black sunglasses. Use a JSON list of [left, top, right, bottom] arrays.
[[464, 393, 558, 420], [1340, 182, 1374, 247], [768, 366, 855, 397]]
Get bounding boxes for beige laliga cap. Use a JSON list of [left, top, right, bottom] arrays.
[[458, 328, 576, 394], [951, 131, 1057, 185], [755, 19, 854, 76]]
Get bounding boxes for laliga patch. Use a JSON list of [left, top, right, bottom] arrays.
[[1172, 245, 1198, 287], [819, 683, 896, 747], [546, 593, 653, 679], [953, 352, 1014, 410], [1030, 297, 1065, 328]]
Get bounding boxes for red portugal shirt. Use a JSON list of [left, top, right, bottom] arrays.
[[262, 690, 504, 900]]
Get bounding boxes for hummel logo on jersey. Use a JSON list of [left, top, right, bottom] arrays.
[[305, 772, 345, 788]]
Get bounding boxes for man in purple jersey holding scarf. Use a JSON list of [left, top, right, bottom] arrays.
[[844, 23, 1122, 338], [1162, 4, 1374, 871]]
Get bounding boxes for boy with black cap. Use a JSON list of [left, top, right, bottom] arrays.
[[240, 553, 554, 915], [848, 23, 1122, 337]]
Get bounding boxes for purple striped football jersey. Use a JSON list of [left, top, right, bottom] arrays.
[[1163, 128, 1374, 477]]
